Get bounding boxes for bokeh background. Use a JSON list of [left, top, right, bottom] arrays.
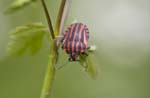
[[0, 0, 149, 98]]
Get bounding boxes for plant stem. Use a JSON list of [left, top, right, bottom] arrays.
[[59, 0, 71, 36], [40, 0, 68, 98], [40, 56, 55, 98], [40, 0, 57, 98], [40, 40, 57, 98], [54, 0, 66, 36], [41, 0, 55, 39], [57, 0, 71, 47]]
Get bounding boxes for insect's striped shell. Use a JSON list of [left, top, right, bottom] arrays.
[[62, 23, 90, 55]]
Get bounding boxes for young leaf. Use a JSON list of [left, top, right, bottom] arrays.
[[7, 23, 48, 56], [5, 0, 37, 14], [79, 52, 98, 79], [79, 54, 87, 68], [85, 54, 98, 79]]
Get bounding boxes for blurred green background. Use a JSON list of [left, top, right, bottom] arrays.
[[0, 0, 149, 98]]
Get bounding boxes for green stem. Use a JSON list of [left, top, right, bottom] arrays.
[[54, 0, 66, 36], [40, 40, 57, 98], [41, 0, 55, 39], [57, 0, 71, 48], [40, 56, 55, 98], [40, 0, 67, 98], [59, 0, 71, 36]]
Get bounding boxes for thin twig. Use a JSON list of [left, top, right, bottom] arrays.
[[59, 0, 72, 35], [54, 0, 67, 55], [41, 0, 55, 39], [54, 0, 66, 36], [57, 0, 72, 47]]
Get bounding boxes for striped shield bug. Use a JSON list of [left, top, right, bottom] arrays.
[[62, 23, 90, 61]]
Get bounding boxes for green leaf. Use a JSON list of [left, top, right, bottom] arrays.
[[79, 53, 98, 79], [79, 54, 87, 68], [7, 23, 48, 56], [5, 0, 37, 14], [85, 54, 98, 79]]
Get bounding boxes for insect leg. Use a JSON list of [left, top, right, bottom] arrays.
[[68, 57, 72, 61], [87, 45, 96, 51], [81, 52, 88, 56], [87, 46, 91, 50], [68, 55, 73, 62], [56, 60, 69, 70]]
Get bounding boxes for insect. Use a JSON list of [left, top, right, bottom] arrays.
[[62, 23, 90, 61]]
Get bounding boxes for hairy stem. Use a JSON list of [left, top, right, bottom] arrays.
[[41, 0, 55, 39]]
